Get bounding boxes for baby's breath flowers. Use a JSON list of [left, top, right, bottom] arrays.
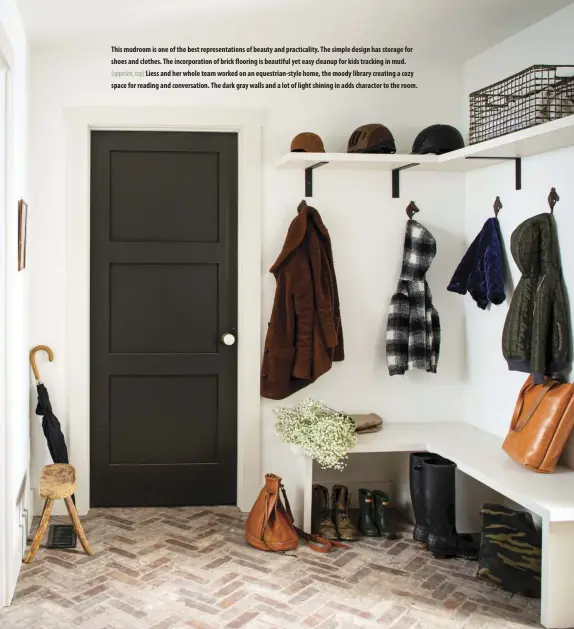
[[274, 397, 357, 470]]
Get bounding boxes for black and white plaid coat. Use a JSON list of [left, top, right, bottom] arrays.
[[386, 219, 440, 375]]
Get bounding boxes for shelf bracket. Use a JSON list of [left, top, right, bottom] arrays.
[[391, 163, 420, 199], [304, 161, 329, 197], [465, 156, 522, 190]]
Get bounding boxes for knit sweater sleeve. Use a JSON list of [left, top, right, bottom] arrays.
[[386, 286, 409, 376], [447, 232, 480, 295], [484, 220, 506, 306]]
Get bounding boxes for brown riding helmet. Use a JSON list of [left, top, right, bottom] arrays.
[[290, 132, 325, 153], [347, 124, 396, 154]]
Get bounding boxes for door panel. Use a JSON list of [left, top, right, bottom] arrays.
[[90, 130, 238, 507], [110, 150, 219, 243], [109, 375, 218, 465], [109, 263, 218, 354]]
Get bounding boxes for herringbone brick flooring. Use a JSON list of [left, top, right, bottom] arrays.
[[0, 507, 541, 629]]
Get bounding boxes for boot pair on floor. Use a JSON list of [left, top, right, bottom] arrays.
[[312, 485, 396, 541], [410, 452, 478, 560], [358, 488, 397, 539], [312, 485, 358, 541]]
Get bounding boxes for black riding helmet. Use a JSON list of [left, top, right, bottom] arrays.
[[411, 124, 465, 155]]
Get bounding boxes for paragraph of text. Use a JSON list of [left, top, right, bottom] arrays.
[[109, 45, 417, 91]]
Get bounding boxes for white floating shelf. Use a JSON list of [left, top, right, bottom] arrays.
[[278, 115, 574, 197], [277, 151, 438, 170], [438, 113, 574, 168]]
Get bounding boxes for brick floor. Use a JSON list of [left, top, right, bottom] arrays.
[[0, 507, 542, 629]]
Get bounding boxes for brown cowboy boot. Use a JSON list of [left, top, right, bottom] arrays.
[[311, 485, 338, 540], [332, 485, 359, 541]]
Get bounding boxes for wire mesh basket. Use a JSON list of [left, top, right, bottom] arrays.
[[469, 65, 574, 145]]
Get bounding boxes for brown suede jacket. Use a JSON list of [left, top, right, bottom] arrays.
[[261, 204, 344, 400]]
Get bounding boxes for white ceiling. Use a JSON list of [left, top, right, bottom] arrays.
[[16, 0, 574, 60]]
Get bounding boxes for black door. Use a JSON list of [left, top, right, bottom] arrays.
[[90, 130, 238, 507]]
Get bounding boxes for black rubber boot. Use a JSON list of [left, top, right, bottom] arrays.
[[373, 491, 397, 539], [409, 452, 440, 544], [358, 489, 379, 537], [423, 457, 458, 558]]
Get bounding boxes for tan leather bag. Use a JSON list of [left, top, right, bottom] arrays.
[[502, 375, 574, 473], [245, 473, 348, 553]]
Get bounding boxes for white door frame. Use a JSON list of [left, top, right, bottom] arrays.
[[65, 106, 263, 516], [0, 22, 13, 609], [0, 47, 8, 613]]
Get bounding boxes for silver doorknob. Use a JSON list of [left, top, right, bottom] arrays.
[[221, 333, 236, 346]]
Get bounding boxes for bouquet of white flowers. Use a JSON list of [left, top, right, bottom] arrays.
[[274, 397, 357, 470]]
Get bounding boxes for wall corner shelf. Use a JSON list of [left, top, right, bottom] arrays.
[[277, 114, 574, 198]]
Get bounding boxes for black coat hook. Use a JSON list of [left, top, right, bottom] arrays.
[[548, 187, 560, 214], [493, 196, 502, 217], [406, 201, 420, 220], [297, 199, 308, 213]]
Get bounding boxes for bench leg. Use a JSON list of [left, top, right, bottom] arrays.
[[302, 456, 313, 533], [64, 497, 94, 556], [23, 499, 54, 564], [541, 520, 574, 628]]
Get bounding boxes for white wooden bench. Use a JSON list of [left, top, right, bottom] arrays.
[[298, 421, 574, 629]]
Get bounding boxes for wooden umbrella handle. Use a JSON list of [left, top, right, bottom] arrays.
[[30, 345, 54, 382]]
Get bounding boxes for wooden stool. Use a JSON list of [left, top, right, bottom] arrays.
[[24, 464, 94, 563]]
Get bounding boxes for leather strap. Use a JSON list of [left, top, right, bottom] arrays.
[[294, 525, 349, 553], [280, 484, 349, 553], [513, 380, 560, 432], [510, 375, 534, 429]]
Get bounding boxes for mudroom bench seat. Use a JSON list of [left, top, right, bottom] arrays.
[[297, 421, 574, 629]]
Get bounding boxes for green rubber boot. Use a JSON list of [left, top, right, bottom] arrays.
[[358, 489, 379, 537], [373, 490, 397, 539]]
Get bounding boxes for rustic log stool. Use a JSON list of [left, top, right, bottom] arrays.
[[23, 464, 94, 564]]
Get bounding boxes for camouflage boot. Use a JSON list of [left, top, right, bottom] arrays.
[[476, 504, 541, 598]]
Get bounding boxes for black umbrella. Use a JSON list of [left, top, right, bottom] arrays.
[[35, 382, 69, 464], [30, 346, 76, 548], [31, 346, 70, 465]]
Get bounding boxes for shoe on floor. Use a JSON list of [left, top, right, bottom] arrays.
[[311, 484, 338, 540], [358, 488, 379, 537], [373, 490, 397, 539], [332, 485, 358, 541]]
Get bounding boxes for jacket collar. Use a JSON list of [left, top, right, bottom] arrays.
[[270, 205, 330, 273]]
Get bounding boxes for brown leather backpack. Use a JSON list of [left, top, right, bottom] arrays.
[[245, 474, 348, 553], [502, 375, 574, 473]]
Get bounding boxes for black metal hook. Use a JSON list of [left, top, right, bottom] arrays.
[[493, 196, 502, 217], [548, 187, 560, 214], [406, 201, 420, 219], [297, 199, 307, 213]]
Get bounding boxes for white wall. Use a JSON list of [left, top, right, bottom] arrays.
[[0, 0, 30, 607], [29, 20, 468, 518], [463, 4, 574, 469]]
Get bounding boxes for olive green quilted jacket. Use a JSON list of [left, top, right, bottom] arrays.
[[502, 213, 571, 384]]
